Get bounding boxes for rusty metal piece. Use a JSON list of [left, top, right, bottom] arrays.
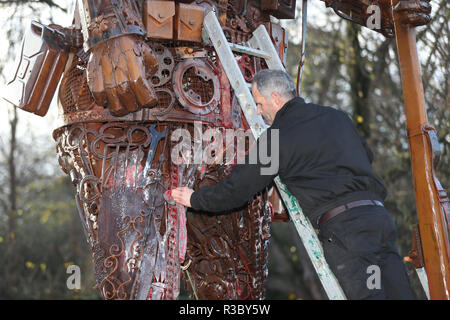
[[86, 34, 159, 116], [268, 186, 290, 222], [231, 95, 243, 129], [422, 126, 450, 237], [172, 58, 220, 115], [323, 0, 431, 37], [77, 0, 145, 51], [182, 164, 272, 300], [54, 121, 273, 300], [175, 47, 208, 59], [237, 55, 255, 82], [149, 43, 175, 87], [175, 3, 206, 42], [150, 88, 176, 120], [143, 0, 175, 40], [216, 60, 234, 128], [261, 0, 297, 19], [78, 0, 146, 51], [58, 47, 225, 126], [58, 49, 95, 114], [321, 0, 395, 37], [405, 225, 425, 269], [220, 0, 267, 45], [222, 26, 251, 44], [181, 259, 199, 299], [55, 122, 174, 299], [393, 0, 432, 26], [191, 0, 218, 16], [3, 22, 69, 117]]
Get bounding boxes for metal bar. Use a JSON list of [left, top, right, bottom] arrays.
[[391, 0, 450, 300], [229, 42, 272, 59], [416, 267, 430, 299], [296, 0, 308, 95]]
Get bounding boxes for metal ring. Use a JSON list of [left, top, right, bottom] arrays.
[[172, 58, 220, 115]]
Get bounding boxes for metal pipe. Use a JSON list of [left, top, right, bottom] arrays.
[[391, 0, 450, 300], [296, 0, 308, 95]]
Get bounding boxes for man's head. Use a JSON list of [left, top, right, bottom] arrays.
[[251, 70, 297, 125]]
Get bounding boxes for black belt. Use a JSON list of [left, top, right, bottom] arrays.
[[318, 200, 384, 226]]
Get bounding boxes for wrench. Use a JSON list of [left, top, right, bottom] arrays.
[[142, 124, 167, 181]]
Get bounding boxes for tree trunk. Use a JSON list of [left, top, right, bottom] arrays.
[[7, 106, 18, 249], [347, 24, 372, 139]]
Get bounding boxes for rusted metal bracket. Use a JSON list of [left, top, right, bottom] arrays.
[[405, 225, 430, 299]]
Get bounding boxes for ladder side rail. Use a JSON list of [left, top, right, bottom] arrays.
[[249, 25, 285, 70]]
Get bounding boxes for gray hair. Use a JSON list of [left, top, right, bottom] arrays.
[[252, 69, 297, 100]]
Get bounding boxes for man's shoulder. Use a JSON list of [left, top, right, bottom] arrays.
[[310, 104, 353, 124], [308, 103, 347, 115], [284, 99, 349, 123]]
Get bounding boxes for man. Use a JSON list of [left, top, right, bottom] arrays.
[[171, 69, 415, 300]]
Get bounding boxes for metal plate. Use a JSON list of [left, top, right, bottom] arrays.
[[149, 43, 175, 87]]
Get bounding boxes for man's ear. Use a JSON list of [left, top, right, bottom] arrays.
[[271, 91, 282, 107]]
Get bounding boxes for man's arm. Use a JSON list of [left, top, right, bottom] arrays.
[[191, 162, 277, 212], [171, 129, 280, 213]]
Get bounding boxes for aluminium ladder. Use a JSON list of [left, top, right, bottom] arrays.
[[202, 11, 346, 300]]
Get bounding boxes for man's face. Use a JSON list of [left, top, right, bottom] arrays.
[[251, 84, 277, 125]]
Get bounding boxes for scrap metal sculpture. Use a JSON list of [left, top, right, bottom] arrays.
[[54, 0, 291, 300], [3, 0, 448, 300]]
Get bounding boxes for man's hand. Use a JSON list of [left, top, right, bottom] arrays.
[[87, 34, 159, 116], [171, 187, 194, 208]]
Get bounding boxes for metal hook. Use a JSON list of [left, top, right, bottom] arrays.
[[181, 259, 199, 300]]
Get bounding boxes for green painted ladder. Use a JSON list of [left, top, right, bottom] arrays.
[[202, 11, 346, 300]]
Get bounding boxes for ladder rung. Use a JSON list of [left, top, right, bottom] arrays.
[[228, 42, 272, 59]]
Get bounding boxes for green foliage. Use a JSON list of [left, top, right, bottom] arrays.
[[0, 176, 99, 299]]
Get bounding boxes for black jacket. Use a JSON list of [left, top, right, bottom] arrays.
[[190, 97, 387, 227]]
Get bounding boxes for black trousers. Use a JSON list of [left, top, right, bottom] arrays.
[[318, 205, 416, 300]]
